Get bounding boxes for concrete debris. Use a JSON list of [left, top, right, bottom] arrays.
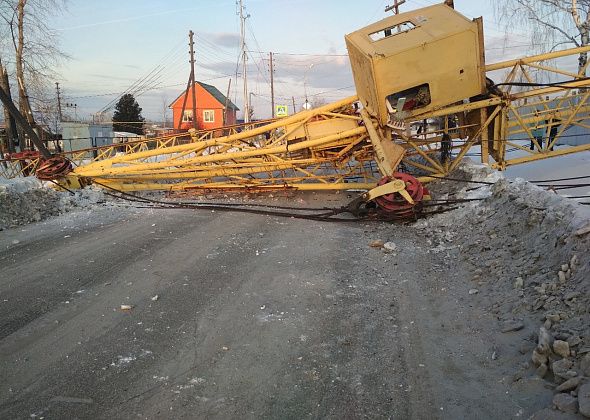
[[383, 242, 397, 252], [552, 359, 574, 380], [579, 383, 590, 418], [530, 408, 583, 420], [552, 393, 578, 414], [414, 160, 590, 416], [555, 377, 582, 393], [468, 288, 479, 295], [120, 305, 133, 311], [369, 240, 385, 248], [580, 353, 590, 377], [553, 340, 571, 358], [532, 349, 549, 367]]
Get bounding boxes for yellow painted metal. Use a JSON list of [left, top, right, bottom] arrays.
[[362, 179, 414, 204], [92, 180, 378, 193], [485, 45, 590, 72], [360, 109, 404, 176], [346, 3, 485, 125], [492, 143, 590, 168]]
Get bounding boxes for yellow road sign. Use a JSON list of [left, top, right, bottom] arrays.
[[276, 105, 288, 117]]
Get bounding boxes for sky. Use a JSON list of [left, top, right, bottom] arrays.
[[44, 0, 560, 122]]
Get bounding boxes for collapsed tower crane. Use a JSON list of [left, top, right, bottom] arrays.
[[4, 2, 590, 219]]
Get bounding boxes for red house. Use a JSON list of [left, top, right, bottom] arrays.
[[170, 81, 239, 131]]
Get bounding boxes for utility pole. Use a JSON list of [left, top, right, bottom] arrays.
[[292, 96, 296, 115], [385, 0, 405, 14], [0, 58, 18, 153], [55, 82, 63, 123], [239, 0, 249, 123], [177, 30, 197, 131], [189, 30, 197, 130], [269, 52, 275, 118], [223, 78, 232, 125]]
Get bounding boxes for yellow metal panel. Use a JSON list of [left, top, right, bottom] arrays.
[[346, 3, 485, 124], [286, 118, 359, 142]]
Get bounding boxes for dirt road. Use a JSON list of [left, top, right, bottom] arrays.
[[0, 200, 551, 419]]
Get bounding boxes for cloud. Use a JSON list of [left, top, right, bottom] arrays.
[[273, 55, 353, 90], [208, 32, 241, 48], [87, 73, 140, 81], [485, 33, 581, 83], [198, 61, 237, 76], [485, 33, 532, 65]]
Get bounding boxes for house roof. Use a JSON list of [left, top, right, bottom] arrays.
[[170, 81, 239, 111]]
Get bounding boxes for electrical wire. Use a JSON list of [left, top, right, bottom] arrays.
[[97, 39, 187, 113], [494, 78, 590, 90], [530, 175, 590, 183]]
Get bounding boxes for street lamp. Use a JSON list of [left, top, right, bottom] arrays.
[[303, 63, 314, 110]]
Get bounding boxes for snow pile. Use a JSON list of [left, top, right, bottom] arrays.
[[0, 177, 106, 230], [416, 163, 590, 416]]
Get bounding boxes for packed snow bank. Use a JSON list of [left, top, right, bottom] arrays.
[[416, 162, 590, 417], [0, 177, 105, 230]]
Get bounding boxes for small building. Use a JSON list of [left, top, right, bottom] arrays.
[[169, 81, 239, 131], [61, 122, 114, 152]]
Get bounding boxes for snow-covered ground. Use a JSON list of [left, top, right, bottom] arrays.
[[461, 144, 590, 203], [505, 150, 590, 201], [0, 177, 106, 230]]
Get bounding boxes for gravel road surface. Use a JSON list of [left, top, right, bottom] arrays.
[[0, 201, 550, 419]]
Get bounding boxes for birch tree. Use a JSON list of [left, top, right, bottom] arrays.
[[493, 0, 590, 75], [0, 0, 67, 128]]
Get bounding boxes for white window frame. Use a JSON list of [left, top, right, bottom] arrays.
[[203, 110, 215, 123], [369, 21, 417, 42], [182, 110, 193, 122]]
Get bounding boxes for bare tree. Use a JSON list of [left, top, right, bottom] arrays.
[[311, 96, 327, 109], [0, 0, 67, 131], [493, 0, 590, 75]]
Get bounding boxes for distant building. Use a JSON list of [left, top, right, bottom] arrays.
[[170, 81, 239, 131], [61, 122, 114, 152]]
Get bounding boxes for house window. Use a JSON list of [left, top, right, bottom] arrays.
[[203, 110, 215, 123], [182, 110, 193, 122]]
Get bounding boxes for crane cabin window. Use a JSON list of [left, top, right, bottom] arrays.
[[369, 21, 417, 41], [387, 84, 431, 112]]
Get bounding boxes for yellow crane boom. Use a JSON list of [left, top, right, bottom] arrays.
[[2, 2, 590, 219]]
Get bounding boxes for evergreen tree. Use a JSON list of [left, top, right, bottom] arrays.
[[112, 94, 145, 134]]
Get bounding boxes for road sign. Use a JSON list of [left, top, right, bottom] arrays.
[[276, 105, 288, 117]]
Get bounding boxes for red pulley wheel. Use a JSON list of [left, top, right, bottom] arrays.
[[374, 172, 425, 220], [36, 157, 72, 180]]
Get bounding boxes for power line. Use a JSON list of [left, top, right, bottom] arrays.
[[97, 38, 186, 113], [66, 74, 235, 100]]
